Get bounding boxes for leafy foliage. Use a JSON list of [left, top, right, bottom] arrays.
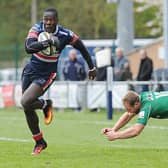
[[0, 0, 162, 64], [0, 1, 162, 43], [134, 2, 162, 38]]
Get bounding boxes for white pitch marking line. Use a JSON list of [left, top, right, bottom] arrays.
[[107, 143, 168, 149], [80, 120, 168, 130], [0, 137, 31, 143], [146, 125, 168, 130]]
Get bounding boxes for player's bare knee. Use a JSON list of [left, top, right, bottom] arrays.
[[21, 96, 32, 109], [21, 98, 27, 109]]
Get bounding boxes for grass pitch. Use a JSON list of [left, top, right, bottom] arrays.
[[0, 107, 168, 168]]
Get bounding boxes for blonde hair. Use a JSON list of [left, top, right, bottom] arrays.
[[122, 91, 139, 106]]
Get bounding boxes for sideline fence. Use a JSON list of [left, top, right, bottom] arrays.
[[0, 80, 168, 112]]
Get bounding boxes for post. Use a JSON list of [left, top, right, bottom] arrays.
[[107, 66, 113, 120], [31, 0, 37, 25], [117, 0, 134, 53], [163, 0, 168, 68]]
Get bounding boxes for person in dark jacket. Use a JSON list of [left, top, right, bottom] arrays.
[[137, 49, 153, 91], [120, 62, 132, 81], [96, 58, 114, 81], [63, 49, 86, 81], [120, 62, 135, 91], [114, 48, 128, 81]]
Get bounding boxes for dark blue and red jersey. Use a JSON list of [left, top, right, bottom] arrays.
[[24, 21, 94, 91], [25, 22, 80, 75]]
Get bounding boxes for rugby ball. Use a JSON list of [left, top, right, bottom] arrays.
[[38, 32, 55, 56]]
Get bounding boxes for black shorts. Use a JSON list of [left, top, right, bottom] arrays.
[[21, 64, 56, 92]]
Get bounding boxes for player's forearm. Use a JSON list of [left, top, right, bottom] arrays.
[[25, 38, 51, 54], [108, 124, 144, 141], [112, 112, 134, 131], [73, 39, 94, 69], [115, 127, 139, 139]]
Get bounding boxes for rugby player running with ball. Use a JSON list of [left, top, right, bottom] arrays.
[[21, 8, 96, 155]]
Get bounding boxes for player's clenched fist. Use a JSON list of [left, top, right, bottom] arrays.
[[101, 128, 112, 134], [106, 130, 118, 141]]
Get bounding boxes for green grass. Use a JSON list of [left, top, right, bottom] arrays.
[[0, 107, 168, 168]]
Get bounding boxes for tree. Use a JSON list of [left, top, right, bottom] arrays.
[[0, 0, 163, 66]]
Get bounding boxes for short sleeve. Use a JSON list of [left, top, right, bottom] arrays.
[[137, 104, 151, 125], [27, 23, 41, 39]]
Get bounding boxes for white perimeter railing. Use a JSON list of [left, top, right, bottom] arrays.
[[1, 80, 168, 110]]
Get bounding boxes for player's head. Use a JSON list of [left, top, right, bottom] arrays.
[[43, 8, 58, 33], [122, 91, 141, 114]]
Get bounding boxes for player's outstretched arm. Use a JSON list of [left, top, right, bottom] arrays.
[[101, 112, 135, 134], [106, 123, 145, 141], [112, 112, 136, 131]]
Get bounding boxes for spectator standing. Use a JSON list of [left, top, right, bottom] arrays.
[[119, 62, 132, 81], [119, 62, 134, 91], [114, 48, 128, 81], [137, 49, 153, 91], [63, 49, 87, 112], [63, 49, 86, 81], [96, 57, 114, 81], [93, 47, 114, 81]]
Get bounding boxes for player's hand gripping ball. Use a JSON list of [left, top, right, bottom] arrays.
[[38, 32, 58, 56]]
